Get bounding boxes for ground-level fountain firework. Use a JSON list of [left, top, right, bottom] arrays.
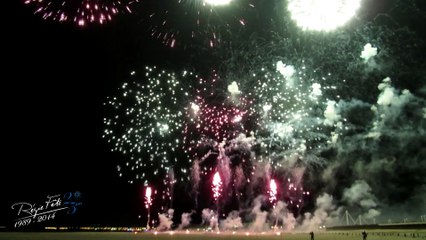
[[103, 0, 426, 233]]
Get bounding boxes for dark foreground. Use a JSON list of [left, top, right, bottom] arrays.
[[0, 230, 425, 240]]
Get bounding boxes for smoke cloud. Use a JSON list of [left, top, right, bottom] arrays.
[[157, 209, 174, 231], [202, 208, 219, 231], [221, 211, 243, 230], [360, 43, 378, 62], [178, 212, 193, 229], [248, 196, 268, 232]]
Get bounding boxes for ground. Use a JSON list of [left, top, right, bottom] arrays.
[[0, 230, 425, 240]]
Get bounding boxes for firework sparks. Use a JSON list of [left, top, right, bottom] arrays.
[[247, 61, 335, 170], [141, 0, 252, 48], [287, 0, 362, 31], [187, 95, 250, 141], [23, 0, 139, 27], [103, 66, 197, 183], [212, 171, 222, 202], [145, 186, 153, 229]]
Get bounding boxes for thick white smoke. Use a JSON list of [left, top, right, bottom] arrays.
[[309, 83, 322, 100], [191, 160, 201, 207], [178, 212, 193, 229], [249, 196, 268, 232], [272, 200, 297, 231], [343, 180, 381, 221], [276, 61, 296, 88], [218, 141, 232, 191], [228, 81, 241, 95], [324, 100, 341, 126], [343, 180, 377, 207], [360, 43, 377, 62], [157, 209, 174, 231], [368, 77, 415, 138], [221, 211, 243, 230], [299, 193, 341, 231]]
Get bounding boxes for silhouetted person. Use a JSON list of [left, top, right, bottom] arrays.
[[362, 230, 368, 240], [309, 231, 314, 240]]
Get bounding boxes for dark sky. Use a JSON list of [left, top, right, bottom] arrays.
[[1, 1, 173, 228], [2, 0, 425, 230]]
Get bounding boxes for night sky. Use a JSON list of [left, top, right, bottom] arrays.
[[2, 0, 425, 231], [2, 1, 165, 228]]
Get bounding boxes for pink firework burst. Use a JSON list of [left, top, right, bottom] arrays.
[[191, 95, 249, 141], [140, 0, 255, 48], [23, 0, 140, 27], [183, 74, 255, 153]]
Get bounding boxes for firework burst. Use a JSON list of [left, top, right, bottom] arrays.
[[184, 75, 255, 156], [103, 66, 198, 183], [244, 60, 337, 170], [287, 0, 362, 31], [23, 0, 140, 27], [140, 0, 254, 48], [101, 0, 426, 226]]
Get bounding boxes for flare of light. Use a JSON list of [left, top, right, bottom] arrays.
[[212, 172, 223, 201], [23, 0, 140, 27], [204, 0, 232, 6], [287, 0, 362, 31]]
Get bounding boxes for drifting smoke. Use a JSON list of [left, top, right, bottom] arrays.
[[221, 211, 243, 230], [309, 83, 322, 100], [228, 81, 241, 95], [299, 194, 341, 231], [191, 160, 201, 207], [202, 208, 219, 230], [272, 201, 297, 231], [276, 61, 296, 88], [178, 212, 193, 229], [323, 76, 426, 221], [103, 0, 425, 229], [157, 209, 174, 231], [248, 196, 268, 232], [360, 43, 378, 62], [343, 180, 381, 221]]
